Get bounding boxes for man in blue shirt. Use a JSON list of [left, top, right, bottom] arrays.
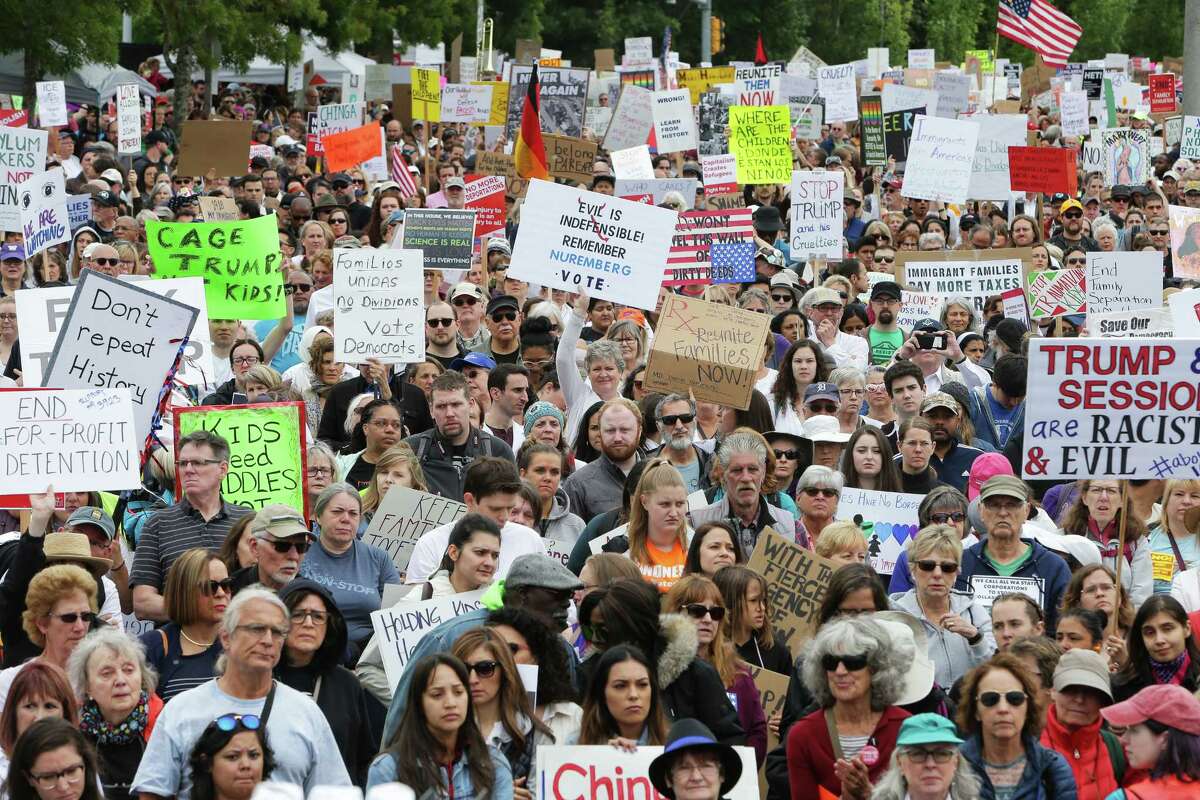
[[253, 267, 310, 372]]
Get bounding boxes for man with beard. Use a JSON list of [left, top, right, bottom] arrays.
[[918, 392, 986, 493], [482, 364, 530, 450], [562, 398, 643, 522], [866, 281, 905, 365], [652, 394, 711, 494], [1047, 199, 1099, 253], [443, 176, 467, 210], [404, 371, 514, 500], [689, 431, 797, 556], [483, 294, 522, 364], [253, 268, 310, 372], [385, 118, 403, 145], [424, 301, 466, 371]]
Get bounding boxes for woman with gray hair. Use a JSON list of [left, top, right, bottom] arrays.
[[940, 298, 978, 337], [796, 465, 843, 546], [890, 525, 994, 688], [786, 615, 915, 800], [558, 292, 628, 445], [68, 628, 162, 799], [870, 713, 980, 800]]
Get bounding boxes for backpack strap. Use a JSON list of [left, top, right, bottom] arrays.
[[1101, 728, 1127, 784], [413, 433, 431, 462]]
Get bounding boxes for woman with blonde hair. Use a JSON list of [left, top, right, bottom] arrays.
[[5, 565, 98, 692], [1149, 478, 1200, 593], [603, 460, 691, 592], [295, 220, 334, 264], [241, 364, 284, 403], [814, 520, 869, 566], [361, 443, 428, 521], [605, 319, 647, 374]]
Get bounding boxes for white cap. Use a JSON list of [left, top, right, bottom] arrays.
[[802, 414, 851, 443]]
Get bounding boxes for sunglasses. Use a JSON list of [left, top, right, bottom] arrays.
[[1150, 229, 1169, 235], [978, 690, 1027, 708], [46, 611, 96, 625], [491, 311, 517, 322], [426, 317, 455, 328], [1063, 211, 1083, 219], [773, 448, 800, 460], [466, 659, 499, 678], [875, 256, 895, 263], [267, 539, 310, 555], [91, 257, 119, 266], [822, 653, 869, 672], [683, 604, 726, 622], [802, 487, 838, 498], [771, 293, 793, 302], [453, 296, 478, 306], [808, 402, 838, 413], [1066, 257, 1087, 266], [215, 714, 261, 732], [659, 413, 695, 426], [286, 283, 313, 292], [916, 560, 959, 574], [329, 217, 348, 225], [201, 578, 234, 596], [929, 511, 966, 524]]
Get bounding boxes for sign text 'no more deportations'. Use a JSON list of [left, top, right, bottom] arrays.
[[1023, 339, 1200, 480]]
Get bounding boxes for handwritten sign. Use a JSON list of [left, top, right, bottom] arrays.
[[321, 122, 383, 171], [965, 114, 1026, 201], [475, 150, 529, 200], [174, 402, 308, 515], [908, 49, 935, 70], [0, 127, 48, 230], [818, 64, 858, 122], [116, 85, 142, 155], [602, 85, 654, 152], [789, 171, 843, 260], [544, 134, 598, 185], [745, 529, 837, 654], [1025, 268, 1086, 320], [35, 81, 66, 127], [729, 105, 791, 184], [332, 247, 423, 364], [1060, 91, 1089, 137], [147, 213, 284, 320], [610, 145, 655, 180], [677, 66, 736, 104], [371, 590, 485, 685], [196, 196, 239, 222], [1181, 116, 1200, 160], [1085, 252, 1162, 316], [412, 68, 441, 121], [734, 64, 783, 106], [1008, 146, 1078, 195], [835, 488, 922, 576], [749, 667, 791, 752], [66, 195, 91, 231], [19, 169, 68, 258], [664, 208, 755, 286], [902, 115, 978, 203], [651, 89, 698, 151], [537, 746, 758, 800], [362, 485, 467, 574]]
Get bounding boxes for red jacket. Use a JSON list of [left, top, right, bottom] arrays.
[[786, 705, 909, 800], [1039, 704, 1119, 800], [1121, 775, 1199, 799]]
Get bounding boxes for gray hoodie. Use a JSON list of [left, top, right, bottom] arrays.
[[890, 589, 996, 689], [541, 489, 585, 545]]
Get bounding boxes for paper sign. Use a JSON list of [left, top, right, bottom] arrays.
[[882, 83, 937, 114], [321, 122, 383, 171], [1026, 269, 1086, 319], [1007, 146, 1078, 195], [0, 127, 49, 230], [412, 68, 441, 121], [176, 120, 255, 178], [65, 195, 91, 231], [1169, 205, 1200, 280], [544, 134, 598, 185], [818, 64, 858, 122], [1021, 339, 1200, 480], [174, 402, 307, 515], [899, 250, 1028, 312], [1180, 116, 1200, 160], [835, 487, 923, 575], [610, 145, 654, 180], [1059, 91, 1089, 137], [35, 81, 66, 127], [709, 242, 756, 284], [364, 64, 392, 101], [116, 85, 142, 155], [909, 49, 935, 70], [735, 64, 783, 106], [745, 529, 837, 653], [401, 209, 476, 272], [537, 746, 758, 800], [371, 590, 485, 684], [1085, 252, 1162, 315], [966, 114, 1026, 201], [971, 575, 1044, 608], [624, 37, 653, 64], [0, 389, 141, 494], [729, 105, 791, 184], [1001, 286, 1031, 327], [701, 153, 737, 195], [332, 247, 424, 364], [858, 95, 886, 166], [196, 196, 239, 222], [615, 178, 698, 208], [1090, 307, 1172, 338], [933, 72, 971, 118], [895, 291, 945, 332], [440, 84, 494, 123], [651, 89, 697, 151], [603, 85, 654, 152], [789, 170, 843, 260], [677, 66, 736, 104], [362, 485, 466, 574], [508, 180, 677, 310], [664, 208, 755, 286], [465, 175, 507, 237], [19, 169, 68, 258], [1149, 74, 1177, 114], [781, 76, 823, 140], [902, 114, 979, 204], [1101, 128, 1150, 185], [146, 213, 285, 320]]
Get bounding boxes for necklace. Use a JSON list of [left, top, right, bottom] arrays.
[[180, 628, 216, 648]]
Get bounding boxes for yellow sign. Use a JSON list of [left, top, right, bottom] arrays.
[[677, 66, 736, 104], [472, 81, 509, 126], [1151, 551, 1177, 583], [412, 68, 441, 122], [729, 105, 792, 185]]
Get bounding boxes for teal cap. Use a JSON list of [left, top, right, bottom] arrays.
[[895, 713, 964, 747]]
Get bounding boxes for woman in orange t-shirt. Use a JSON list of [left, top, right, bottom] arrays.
[[625, 459, 691, 593]]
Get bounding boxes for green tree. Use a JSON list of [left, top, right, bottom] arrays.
[[1062, 0, 1131, 59], [912, 0, 987, 64], [1122, 0, 1183, 58], [799, 0, 912, 65]]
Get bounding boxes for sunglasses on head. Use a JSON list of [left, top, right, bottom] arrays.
[[659, 413, 695, 426], [491, 311, 517, 322], [426, 317, 454, 328], [803, 487, 838, 498], [773, 448, 799, 460], [684, 603, 725, 621], [916, 560, 958, 574], [822, 653, 869, 672], [201, 578, 234, 596], [215, 714, 261, 732], [978, 690, 1026, 708]]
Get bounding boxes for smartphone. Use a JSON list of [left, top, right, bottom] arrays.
[[231, 392, 249, 405], [916, 333, 946, 350]]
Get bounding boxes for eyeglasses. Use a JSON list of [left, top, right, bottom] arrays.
[[453, 296, 478, 306], [45, 610, 95, 624], [466, 659, 499, 678], [838, 388, 865, 396], [802, 487, 838, 498], [611, 337, 638, 344], [215, 713, 262, 732], [684, 603, 726, 621], [172, 178, 193, 185], [916, 560, 959, 574], [235, 623, 289, 641], [0, 313, 16, 320], [232, 356, 260, 366], [773, 448, 799, 460], [978, 690, 1027, 708], [177, 458, 222, 470], [426, 317, 455, 328], [306, 466, 332, 477], [28, 763, 85, 790], [904, 748, 958, 764], [266, 538, 310, 555], [491, 311, 517, 322], [821, 653, 869, 672], [286, 283, 313, 293], [291, 609, 328, 625], [1086, 485, 1120, 496], [658, 413, 695, 427], [201, 578, 234, 596], [1063, 211, 1083, 219], [91, 257, 119, 266]]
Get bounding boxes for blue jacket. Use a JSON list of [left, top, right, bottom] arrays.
[[967, 386, 1025, 452], [367, 745, 513, 799], [960, 733, 1077, 800], [958, 537, 1071, 634]]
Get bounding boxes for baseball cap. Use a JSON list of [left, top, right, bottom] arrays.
[[803, 287, 844, 308], [756, 246, 785, 268], [978, 475, 1030, 503], [443, 176, 466, 190], [0, 243, 24, 262], [505, 553, 583, 591], [1184, 181, 1200, 196], [681, 161, 702, 177], [449, 351, 497, 372], [65, 506, 116, 540], [1101, 685, 1200, 736], [486, 294, 519, 316], [100, 168, 124, 184], [251, 504, 309, 539], [1083, 195, 1101, 206], [870, 281, 902, 301], [895, 713, 964, 748], [959, 213, 979, 229], [802, 414, 851, 443], [770, 271, 799, 290], [1052, 649, 1113, 701], [1110, 184, 1132, 199], [451, 282, 486, 303], [275, 134, 297, 147], [913, 318, 943, 333], [803, 382, 839, 406], [1163, 170, 1180, 181], [93, 190, 120, 208], [920, 392, 960, 416], [284, 145, 305, 157], [967, 453, 1014, 502], [843, 189, 862, 206], [1049, 192, 1069, 204], [1060, 199, 1083, 214], [329, 172, 352, 187]]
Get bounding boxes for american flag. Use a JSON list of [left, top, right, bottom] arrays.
[[390, 145, 420, 199], [997, 0, 1082, 68], [664, 208, 755, 286], [710, 242, 756, 284]]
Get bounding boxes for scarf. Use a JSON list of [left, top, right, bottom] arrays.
[[79, 691, 150, 746], [1088, 518, 1136, 565], [1150, 650, 1190, 685]]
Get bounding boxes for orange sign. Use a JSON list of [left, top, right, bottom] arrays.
[[321, 122, 382, 171]]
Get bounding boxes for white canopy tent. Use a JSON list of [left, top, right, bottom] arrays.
[[155, 38, 375, 86], [0, 52, 157, 104]]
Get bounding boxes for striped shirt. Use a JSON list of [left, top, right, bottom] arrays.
[[130, 498, 252, 591]]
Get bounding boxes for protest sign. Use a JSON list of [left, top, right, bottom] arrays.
[[624, 37, 653, 64], [536, 746, 758, 800], [19, 169, 68, 258], [332, 247, 423, 364], [664, 208, 755, 286], [709, 242, 756, 284], [701, 153, 738, 195], [35, 81, 66, 127], [116, 85, 142, 155], [543, 134, 598, 185], [965, 114, 1025, 201], [746, 529, 837, 653], [475, 150, 529, 200], [364, 64, 392, 101], [1090, 307, 1173, 338], [1001, 286, 1031, 326], [1101, 128, 1150, 185], [734, 64, 783, 106], [0, 388, 140, 494], [818, 64, 857, 122], [789, 170, 843, 260], [781, 76, 823, 140], [933, 71, 971, 117], [643, 294, 770, 409], [1083, 67, 1105, 99], [882, 83, 937, 114], [1170, 205, 1200, 280], [42, 271, 197, 446], [901, 114, 979, 204], [174, 402, 307, 514], [749, 667, 790, 751], [371, 590, 485, 684], [309, 102, 365, 157], [595, 48, 616, 72], [147, 214, 284, 320], [650, 89, 697, 151], [321, 122, 382, 172], [176, 121, 255, 178], [507, 67, 589, 138], [1085, 252, 1162, 315], [362, 485, 466, 574], [1149, 74, 1177, 114], [1170, 289, 1200, 338], [401, 209, 475, 273], [470, 81, 509, 127], [1164, 116, 1183, 148], [465, 175, 507, 237], [909, 49, 936, 69], [677, 66, 736, 104], [1021, 339, 1200, 480], [508, 179, 676, 310], [543, 538, 572, 569], [1060, 91, 1089, 137], [439, 84, 493, 123], [858, 95, 887, 166], [1180, 116, 1200, 159], [697, 90, 734, 156], [895, 291, 945, 332], [610, 145, 654, 180], [0, 127, 48, 230], [614, 178, 698, 208], [1007, 146, 1078, 195], [1025, 269, 1086, 320], [729, 105, 791, 185], [882, 106, 923, 165], [411, 68, 441, 121], [898, 249, 1029, 313], [835, 488, 923, 575], [602, 85, 653, 152], [65, 195, 91, 231], [196, 196, 239, 222]]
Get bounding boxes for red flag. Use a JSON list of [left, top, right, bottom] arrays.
[[514, 64, 550, 180], [754, 33, 768, 66]]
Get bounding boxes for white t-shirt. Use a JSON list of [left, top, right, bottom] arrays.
[[405, 519, 546, 585]]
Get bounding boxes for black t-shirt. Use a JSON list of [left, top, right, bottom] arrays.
[[427, 348, 465, 371], [345, 455, 376, 490], [489, 347, 521, 365]]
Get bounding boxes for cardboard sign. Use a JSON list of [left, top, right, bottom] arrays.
[[651, 89, 698, 151], [544, 134, 598, 185], [603, 85, 654, 152], [1180, 116, 1200, 160], [595, 48, 616, 72], [176, 120, 255, 178], [361, 485, 467, 574], [1007, 146, 1078, 195], [116, 85, 142, 155], [0, 389, 141, 494], [729, 105, 791, 184], [371, 590, 485, 685], [782, 78, 823, 140], [196, 196, 239, 222], [1085, 252, 1162, 315], [332, 247, 424, 364], [1149, 74, 1177, 114], [1090, 307, 1173, 339], [364, 64, 393, 101], [465, 174, 507, 237], [677, 66, 736, 104], [321, 122, 383, 171], [0, 127, 48, 230], [901, 114, 979, 204], [147, 214, 284, 320], [701, 153, 738, 195], [745, 529, 837, 653], [818, 63, 858, 123], [475, 150, 529, 199], [537, 746, 759, 800], [664, 208, 755, 286], [789, 171, 843, 260], [965, 113, 1026, 201], [1169, 204, 1200, 280], [1026, 268, 1086, 319], [35, 81, 66, 127], [400, 209, 476, 272], [507, 179, 677, 310], [898, 249, 1029, 313], [174, 402, 307, 514], [19, 169, 68, 258], [440, 84, 493, 123], [1101, 128, 1150, 185], [835, 487, 923, 575]]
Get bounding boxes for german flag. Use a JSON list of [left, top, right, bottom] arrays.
[[514, 64, 550, 180]]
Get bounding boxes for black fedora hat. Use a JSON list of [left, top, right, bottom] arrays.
[[648, 719, 743, 799]]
